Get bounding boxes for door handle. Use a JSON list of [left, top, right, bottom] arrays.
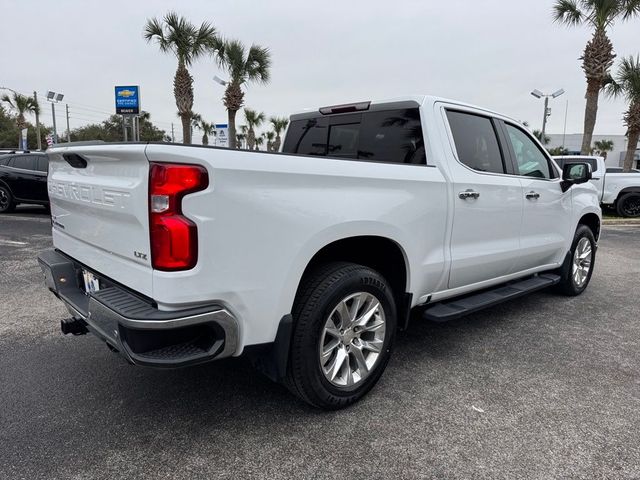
[[525, 191, 540, 200], [458, 189, 480, 200]]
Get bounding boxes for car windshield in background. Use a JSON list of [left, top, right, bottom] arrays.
[[282, 108, 426, 165]]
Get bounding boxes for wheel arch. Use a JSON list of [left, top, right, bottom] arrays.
[[578, 212, 601, 241], [294, 235, 412, 328]]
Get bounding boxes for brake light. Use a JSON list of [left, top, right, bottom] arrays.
[[149, 162, 208, 271]]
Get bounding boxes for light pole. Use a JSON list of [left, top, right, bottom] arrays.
[[531, 88, 564, 144], [46, 91, 64, 143]]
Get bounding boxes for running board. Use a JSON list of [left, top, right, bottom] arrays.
[[423, 274, 561, 322]]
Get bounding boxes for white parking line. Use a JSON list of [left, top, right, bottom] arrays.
[[0, 239, 28, 246], [0, 216, 50, 222]]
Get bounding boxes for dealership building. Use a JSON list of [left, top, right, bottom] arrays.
[[546, 133, 640, 169]]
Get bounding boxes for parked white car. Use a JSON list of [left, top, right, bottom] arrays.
[[38, 96, 601, 409], [554, 155, 640, 217]]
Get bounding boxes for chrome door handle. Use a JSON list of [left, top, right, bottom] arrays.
[[526, 191, 540, 200], [458, 189, 480, 200]]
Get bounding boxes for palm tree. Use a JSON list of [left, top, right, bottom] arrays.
[[201, 122, 216, 146], [606, 56, 640, 171], [144, 12, 219, 145], [553, 0, 640, 155], [533, 129, 551, 145], [1, 92, 39, 149], [244, 108, 265, 150], [270, 117, 289, 152], [264, 131, 275, 151], [254, 135, 264, 151], [215, 39, 271, 149], [593, 139, 615, 158], [236, 125, 249, 149]]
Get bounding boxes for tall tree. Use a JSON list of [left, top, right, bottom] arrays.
[[264, 131, 275, 151], [606, 55, 640, 171], [593, 139, 615, 158], [553, 0, 640, 154], [533, 129, 551, 145], [244, 108, 265, 150], [215, 39, 271, 149], [192, 115, 216, 145], [144, 12, 219, 145], [270, 116, 289, 152], [1, 92, 39, 149], [254, 135, 264, 151]]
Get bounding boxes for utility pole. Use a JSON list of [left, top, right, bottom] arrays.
[[51, 102, 58, 143], [541, 96, 549, 142], [33, 91, 42, 150], [65, 104, 71, 143]]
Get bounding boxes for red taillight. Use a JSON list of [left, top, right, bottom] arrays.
[[149, 162, 208, 271]]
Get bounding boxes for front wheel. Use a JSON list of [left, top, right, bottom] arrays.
[[556, 225, 596, 296], [616, 193, 640, 218], [285, 262, 397, 409], [0, 185, 16, 213]]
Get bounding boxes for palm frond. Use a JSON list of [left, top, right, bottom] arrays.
[[553, 0, 584, 25], [246, 45, 271, 84]]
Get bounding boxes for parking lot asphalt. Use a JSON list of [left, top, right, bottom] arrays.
[[1, 206, 639, 480]]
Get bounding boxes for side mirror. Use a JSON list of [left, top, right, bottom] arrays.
[[561, 162, 592, 192]]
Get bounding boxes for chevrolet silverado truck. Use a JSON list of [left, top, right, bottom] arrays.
[[38, 96, 601, 409], [553, 155, 640, 217]]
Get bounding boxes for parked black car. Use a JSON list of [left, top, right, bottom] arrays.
[[0, 152, 49, 212]]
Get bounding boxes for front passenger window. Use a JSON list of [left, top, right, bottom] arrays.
[[505, 125, 554, 179]]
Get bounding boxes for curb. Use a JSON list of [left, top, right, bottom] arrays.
[[603, 219, 640, 226]]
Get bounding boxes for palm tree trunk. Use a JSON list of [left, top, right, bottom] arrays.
[[247, 128, 255, 150], [202, 133, 208, 146], [581, 80, 600, 155], [228, 110, 237, 149], [274, 134, 281, 152], [623, 129, 639, 172], [174, 59, 194, 145]]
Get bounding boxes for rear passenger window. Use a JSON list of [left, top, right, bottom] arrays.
[[282, 107, 426, 165], [36, 156, 49, 172], [9, 156, 36, 171], [447, 111, 505, 174]]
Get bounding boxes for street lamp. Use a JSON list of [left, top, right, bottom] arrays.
[[530, 88, 564, 143], [46, 91, 64, 143], [213, 75, 227, 86]]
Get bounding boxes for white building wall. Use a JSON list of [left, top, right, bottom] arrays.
[[546, 133, 640, 168]]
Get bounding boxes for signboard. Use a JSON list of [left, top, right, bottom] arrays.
[[115, 85, 140, 115], [214, 124, 229, 148]]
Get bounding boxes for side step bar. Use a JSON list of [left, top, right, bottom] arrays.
[[423, 274, 561, 322]]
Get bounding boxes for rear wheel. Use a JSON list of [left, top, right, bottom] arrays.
[[556, 225, 596, 296], [0, 186, 16, 213], [285, 262, 397, 409], [616, 193, 640, 217]]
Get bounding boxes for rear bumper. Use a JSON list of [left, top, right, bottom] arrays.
[[37, 249, 239, 368]]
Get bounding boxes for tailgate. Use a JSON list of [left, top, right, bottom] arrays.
[[46, 144, 153, 296]]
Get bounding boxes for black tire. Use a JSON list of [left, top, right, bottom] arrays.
[[616, 192, 640, 218], [285, 262, 397, 410], [555, 225, 596, 296], [0, 185, 16, 213]]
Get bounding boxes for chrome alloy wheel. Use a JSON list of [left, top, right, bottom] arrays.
[[319, 292, 386, 388], [572, 237, 593, 288]]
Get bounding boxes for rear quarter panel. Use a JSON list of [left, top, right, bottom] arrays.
[[145, 144, 448, 349]]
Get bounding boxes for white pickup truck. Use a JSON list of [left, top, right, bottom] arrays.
[[38, 96, 601, 409], [554, 155, 640, 217]]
